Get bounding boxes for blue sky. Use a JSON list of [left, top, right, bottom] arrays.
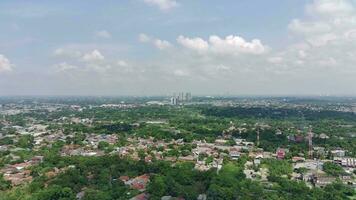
[[0, 0, 356, 96]]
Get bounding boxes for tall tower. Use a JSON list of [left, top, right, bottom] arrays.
[[308, 126, 313, 159], [170, 97, 178, 105], [185, 92, 192, 102], [178, 92, 184, 102]]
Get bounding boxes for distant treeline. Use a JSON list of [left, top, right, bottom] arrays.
[[201, 106, 356, 121]]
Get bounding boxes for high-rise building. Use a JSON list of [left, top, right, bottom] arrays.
[[170, 97, 178, 105], [185, 92, 192, 101], [178, 92, 184, 102], [171, 92, 192, 105]]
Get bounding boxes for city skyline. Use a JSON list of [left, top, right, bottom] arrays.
[[1, 0, 356, 96]]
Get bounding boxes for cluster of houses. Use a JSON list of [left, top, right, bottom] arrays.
[[0, 107, 355, 193], [110, 137, 258, 172], [60, 144, 105, 157], [290, 150, 356, 187], [2, 119, 355, 189], [120, 174, 150, 191], [0, 156, 43, 185]]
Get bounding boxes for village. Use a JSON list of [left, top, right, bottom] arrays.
[[0, 99, 355, 199], [1, 117, 355, 191]]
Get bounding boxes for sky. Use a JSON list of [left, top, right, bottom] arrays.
[[1, 0, 356, 96]]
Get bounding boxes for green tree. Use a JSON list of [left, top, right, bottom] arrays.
[[98, 141, 109, 150], [34, 185, 75, 200], [82, 189, 111, 200], [17, 135, 34, 149], [0, 174, 11, 191], [147, 175, 167, 199], [138, 149, 146, 160], [323, 162, 345, 176]]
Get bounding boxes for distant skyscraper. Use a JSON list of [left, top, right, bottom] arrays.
[[171, 92, 192, 105], [178, 92, 184, 102], [170, 97, 178, 105], [185, 92, 192, 101]]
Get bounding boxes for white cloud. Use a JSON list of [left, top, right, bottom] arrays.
[[53, 48, 82, 58], [22, 0, 356, 96], [289, 0, 356, 42], [52, 44, 138, 76], [139, 33, 151, 43], [0, 54, 13, 73], [117, 60, 128, 67], [177, 35, 267, 55], [82, 50, 104, 62], [116, 60, 135, 73], [209, 35, 267, 55], [173, 69, 190, 77], [253, 0, 356, 93], [95, 30, 112, 39], [143, 0, 178, 11], [282, 0, 356, 71], [177, 35, 209, 52], [139, 33, 171, 50], [318, 57, 337, 66], [345, 29, 356, 39], [306, 0, 355, 17], [307, 33, 338, 46], [288, 19, 331, 35], [54, 62, 78, 72], [154, 39, 172, 49], [216, 65, 231, 71], [298, 50, 307, 58], [267, 57, 283, 64]]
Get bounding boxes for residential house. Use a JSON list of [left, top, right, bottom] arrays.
[[276, 148, 286, 159], [331, 149, 346, 158], [313, 175, 336, 187]]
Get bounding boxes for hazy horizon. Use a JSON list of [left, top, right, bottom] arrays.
[[1, 0, 356, 96], [1, 94, 356, 99]]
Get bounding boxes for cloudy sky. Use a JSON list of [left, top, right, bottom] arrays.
[[1, 0, 356, 96]]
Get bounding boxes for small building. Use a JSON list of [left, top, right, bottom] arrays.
[[292, 156, 305, 163], [333, 157, 356, 168], [318, 133, 329, 139], [178, 155, 195, 162], [254, 159, 261, 166], [130, 193, 149, 200], [313, 175, 336, 187], [125, 174, 150, 192], [313, 147, 326, 157], [197, 194, 207, 200], [295, 135, 304, 143], [145, 155, 153, 163], [229, 150, 240, 160], [275, 129, 283, 135], [276, 148, 286, 160], [331, 149, 346, 158], [214, 139, 227, 145], [340, 175, 353, 185]]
